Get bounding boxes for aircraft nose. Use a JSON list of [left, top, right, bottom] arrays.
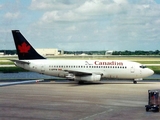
[[147, 68, 154, 76]]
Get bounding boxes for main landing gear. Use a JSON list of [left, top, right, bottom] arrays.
[[78, 81, 85, 84], [133, 80, 137, 84], [133, 78, 142, 84]]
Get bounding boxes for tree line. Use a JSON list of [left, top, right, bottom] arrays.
[[64, 50, 160, 55], [0, 50, 16, 55], [64, 51, 105, 55], [112, 50, 160, 55]]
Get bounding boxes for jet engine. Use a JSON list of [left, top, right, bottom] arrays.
[[74, 74, 101, 82]]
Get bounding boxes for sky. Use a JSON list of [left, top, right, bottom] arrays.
[[0, 0, 160, 51]]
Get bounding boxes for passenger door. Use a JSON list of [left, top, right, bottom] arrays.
[[41, 66, 45, 74], [130, 66, 135, 73]]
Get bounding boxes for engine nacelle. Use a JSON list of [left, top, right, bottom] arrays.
[[74, 74, 101, 82]]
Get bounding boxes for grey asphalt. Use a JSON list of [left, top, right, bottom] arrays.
[[0, 81, 160, 120]]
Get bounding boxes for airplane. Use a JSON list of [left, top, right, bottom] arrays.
[[11, 30, 154, 84]]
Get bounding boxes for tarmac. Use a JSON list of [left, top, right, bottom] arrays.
[[0, 81, 160, 120]]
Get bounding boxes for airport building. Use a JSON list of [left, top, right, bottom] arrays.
[[105, 50, 114, 55], [0, 52, 4, 56], [36, 49, 59, 56]]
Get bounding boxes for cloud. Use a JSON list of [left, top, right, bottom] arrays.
[[113, 0, 128, 4], [34, 0, 130, 24], [76, 0, 130, 15], [4, 12, 20, 20], [65, 25, 77, 31], [0, 4, 3, 9], [29, 0, 76, 10], [40, 10, 86, 23], [1, 0, 159, 50], [35, 0, 157, 29]]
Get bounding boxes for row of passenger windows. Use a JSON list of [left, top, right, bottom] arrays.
[[49, 65, 127, 69]]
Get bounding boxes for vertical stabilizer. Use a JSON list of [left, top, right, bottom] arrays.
[[12, 30, 46, 60]]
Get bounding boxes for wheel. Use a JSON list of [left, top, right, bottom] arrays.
[[156, 108, 159, 112], [78, 81, 85, 84], [133, 81, 137, 84], [146, 107, 149, 112]]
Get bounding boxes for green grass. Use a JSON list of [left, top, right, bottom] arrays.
[[147, 66, 160, 74], [0, 67, 28, 73], [135, 61, 160, 64], [0, 62, 14, 65]]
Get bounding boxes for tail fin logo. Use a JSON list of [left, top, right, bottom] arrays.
[[18, 42, 31, 53]]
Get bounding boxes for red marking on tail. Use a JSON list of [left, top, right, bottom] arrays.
[[18, 42, 30, 53]]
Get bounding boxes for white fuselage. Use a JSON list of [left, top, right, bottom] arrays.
[[14, 59, 154, 82]]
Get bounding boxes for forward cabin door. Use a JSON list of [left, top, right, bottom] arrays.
[[130, 66, 135, 73], [41, 66, 45, 74]]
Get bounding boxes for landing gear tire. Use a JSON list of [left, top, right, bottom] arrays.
[[156, 108, 159, 112], [146, 107, 149, 112], [133, 81, 137, 84], [78, 81, 85, 84]]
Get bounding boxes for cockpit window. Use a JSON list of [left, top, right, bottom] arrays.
[[140, 65, 146, 69]]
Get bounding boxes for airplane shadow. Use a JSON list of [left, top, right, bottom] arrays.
[[38, 79, 157, 87]]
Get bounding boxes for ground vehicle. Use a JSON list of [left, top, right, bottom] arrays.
[[145, 89, 160, 112]]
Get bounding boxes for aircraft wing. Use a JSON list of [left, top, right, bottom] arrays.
[[0, 79, 44, 87], [64, 69, 102, 76]]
